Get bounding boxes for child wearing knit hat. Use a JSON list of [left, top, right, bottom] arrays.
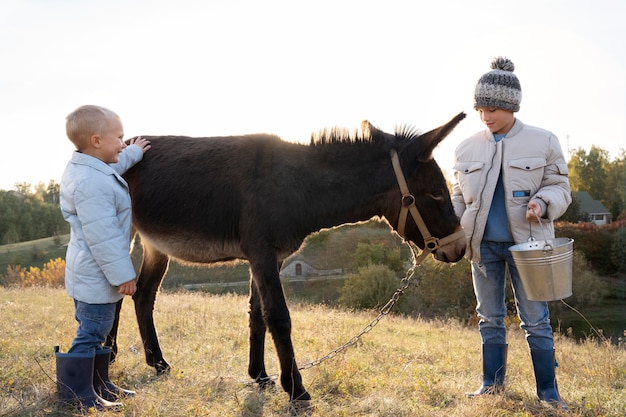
[[451, 57, 571, 409]]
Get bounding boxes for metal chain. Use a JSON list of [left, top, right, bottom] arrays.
[[297, 241, 423, 371]]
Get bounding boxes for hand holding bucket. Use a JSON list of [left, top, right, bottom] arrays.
[[526, 201, 543, 223], [509, 204, 574, 301]]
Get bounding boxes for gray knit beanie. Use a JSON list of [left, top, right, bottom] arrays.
[[474, 57, 521, 112]]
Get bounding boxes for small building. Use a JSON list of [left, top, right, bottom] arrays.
[[280, 257, 343, 280], [573, 191, 612, 225]]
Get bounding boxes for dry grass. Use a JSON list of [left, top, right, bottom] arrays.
[[1, 287, 624, 416]]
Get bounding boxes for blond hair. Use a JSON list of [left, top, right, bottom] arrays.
[[65, 105, 120, 150]]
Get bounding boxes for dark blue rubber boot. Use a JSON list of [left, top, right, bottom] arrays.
[[466, 344, 508, 396], [55, 346, 122, 411], [531, 349, 568, 409], [93, 347, 136, 401]]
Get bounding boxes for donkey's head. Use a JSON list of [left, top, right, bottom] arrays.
[[365, 112, 466, 262]]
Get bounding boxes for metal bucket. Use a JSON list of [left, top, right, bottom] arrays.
[[509, 238, 574, 301]]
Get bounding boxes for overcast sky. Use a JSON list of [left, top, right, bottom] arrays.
[[1, 0, 625, 190]]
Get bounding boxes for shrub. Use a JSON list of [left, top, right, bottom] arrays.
[[555, 221, 626, 275], [339, 264, 406, 311], [610, 227, 626, 273], [569, 251, 610, 305], [352, 242, 405, 274], [407, 256, 475, 319], [0, 258, 65, 287]]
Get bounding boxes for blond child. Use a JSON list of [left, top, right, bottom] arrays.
[[56, 105, 150, 410]]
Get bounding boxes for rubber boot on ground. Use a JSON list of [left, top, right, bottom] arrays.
[[55, 346, 122, 411], [93, 347, 136, 401], [531, 348, 568, 409], [466, 344, 508, 396]]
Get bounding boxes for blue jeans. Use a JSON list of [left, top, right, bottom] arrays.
[[68, 299, 116, 354], [471, 241, 554, 350]]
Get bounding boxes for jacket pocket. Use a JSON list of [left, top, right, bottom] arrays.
[[509, 157, 546, 192], [509, 157, 546, 171], [453, 161, 485, 204]]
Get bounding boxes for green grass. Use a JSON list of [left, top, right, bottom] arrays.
[[0, 235, 69, 272], [1, 287, 625, 416]]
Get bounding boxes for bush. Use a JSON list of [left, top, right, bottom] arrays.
[[0, 258, 65, 287], [407, 256, 475, 319], [339, 264, 406, 311], [353, 243, 405, 274], [569, 251, 610, 305], [610, 227, 626, 273], [555, 220, 626, 275]]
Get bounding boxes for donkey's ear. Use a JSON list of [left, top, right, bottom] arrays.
[[413, 112, 466, 161]]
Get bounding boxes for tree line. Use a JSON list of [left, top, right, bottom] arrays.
[[0, 181, 69, 244], [0, 146, 624, 245]]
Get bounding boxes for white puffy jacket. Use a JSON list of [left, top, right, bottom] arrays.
[[451, 119, 571, 262], [60, 145, 144, 303]]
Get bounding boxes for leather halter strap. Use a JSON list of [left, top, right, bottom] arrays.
[[390, 149, 465, 261]]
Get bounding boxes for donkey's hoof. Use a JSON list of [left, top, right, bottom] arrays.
[[289, 399, 314, 415], [256, 376, 276, 390], [154, 360, 171, 376]]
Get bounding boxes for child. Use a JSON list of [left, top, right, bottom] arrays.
[[56, 105, 151, 410], [451, 57, 571, 409]]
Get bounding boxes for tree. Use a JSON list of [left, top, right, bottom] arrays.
[[12, 182, 32, 196], [567, 146, 625, 221], [559, 193, 580, 223], [0, 191, 20, 244], [568, 146, 610, 200], [0, 181, 67, 243], [605, 150, 626, 220]]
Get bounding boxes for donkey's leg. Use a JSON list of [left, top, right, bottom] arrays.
[[133, 243, 171, 375], [248, 279, 274, 388], [249, 257, 310, 402], [105, 299, 124, 362]]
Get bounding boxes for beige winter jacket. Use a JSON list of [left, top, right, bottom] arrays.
[[451, 119, 571, 262]]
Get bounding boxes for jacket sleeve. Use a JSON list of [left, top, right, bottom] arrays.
[[532, 135, 572, 220], [73, 179, 136, 286], [110, 145, 144, 175], [451, 171, 466, 220]]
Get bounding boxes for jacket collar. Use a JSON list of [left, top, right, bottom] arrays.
[[70, 151, 128, 188], [485, 118, 525, 142]]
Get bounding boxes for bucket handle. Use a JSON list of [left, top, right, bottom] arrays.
[[528, 211, 554, 254]]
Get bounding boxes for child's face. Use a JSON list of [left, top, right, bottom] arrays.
[[477, 107, 515, 135], [96, 117, 126, 163]]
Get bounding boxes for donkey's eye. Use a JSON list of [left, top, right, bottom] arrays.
[[428, 189, 445, 201]]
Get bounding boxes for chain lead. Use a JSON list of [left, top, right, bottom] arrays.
[[297, 241, 423, 371]]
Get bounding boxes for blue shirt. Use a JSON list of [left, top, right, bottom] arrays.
[[483, 134, 514, 242]]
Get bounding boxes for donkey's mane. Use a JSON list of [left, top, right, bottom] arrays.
[[309, 127, 371, 146], [394, 124, 423, 142], [309, 123, 423, 147]]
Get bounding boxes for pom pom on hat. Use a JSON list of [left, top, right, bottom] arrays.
[[474, 56, 521, 112]]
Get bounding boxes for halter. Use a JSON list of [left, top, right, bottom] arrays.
[[390, 149, 465, 263]]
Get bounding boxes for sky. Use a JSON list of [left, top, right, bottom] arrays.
[[1, 0, 625, 191]]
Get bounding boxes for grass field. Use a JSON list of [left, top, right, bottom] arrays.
[[1, 231, 624, 343], [1, 287, 624, 416], [0, 235, 69, 273]]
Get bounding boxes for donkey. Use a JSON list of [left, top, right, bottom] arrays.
[[107, 112, 466, 405]]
